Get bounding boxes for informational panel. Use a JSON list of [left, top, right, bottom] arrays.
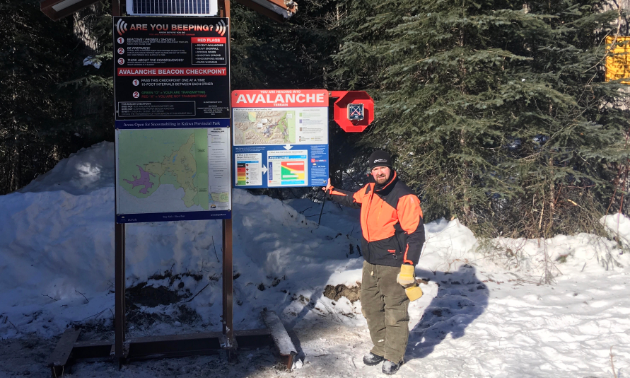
[[606, 36, 630, 84], [114, 16, 231, 223], [232, 89, 329, 188], [114, 16, 230, 128]]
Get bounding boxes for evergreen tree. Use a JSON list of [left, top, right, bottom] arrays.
[[231, 0, 352, 200], [0, 0, 76, 193], [333, 0, 630, 237], [59, 1, 116, 147], [231, 0, 340, 90]]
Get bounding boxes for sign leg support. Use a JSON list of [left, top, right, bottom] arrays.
[[222, 218, 236, 358], [114, 222, 126, 368], [220, 0, 235, 360]]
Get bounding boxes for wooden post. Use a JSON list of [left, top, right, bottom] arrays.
[[114, 223, 126, 366], [219, 0, 236, 354], [222, 218, 234, 347], [112, 0, 120, 17], [112, 0, 125, 369]]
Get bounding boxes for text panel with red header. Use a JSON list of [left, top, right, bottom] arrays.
[[114, 16, 230, 129]]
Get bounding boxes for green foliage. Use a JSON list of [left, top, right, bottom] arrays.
[[0, 0, 76, 193], [333, 0, 630, 237], [231, 0, 340, 89], [62, 1, 115, 144], [231, 0, 351, 200], [0, 1, 116, 194]]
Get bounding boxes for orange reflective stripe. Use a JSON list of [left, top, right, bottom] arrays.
[[403, 245, 413, 265], [330, 189, 347, 196]]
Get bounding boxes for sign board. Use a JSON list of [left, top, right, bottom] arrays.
[[606, 36, 630, 83], [232, 89, 329, 188], [114, 17, 230, 128], [114, 16, 231, 223]]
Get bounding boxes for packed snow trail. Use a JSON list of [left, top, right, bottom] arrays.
[[0, 142, 629, 377]]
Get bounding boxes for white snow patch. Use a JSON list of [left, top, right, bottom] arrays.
[[0, 142, 629, 378]]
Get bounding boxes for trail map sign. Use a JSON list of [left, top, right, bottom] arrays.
[[114, 16, 231, 223], [232, 89, 329, 188]]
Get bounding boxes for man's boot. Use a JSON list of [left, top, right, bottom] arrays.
[[382, 359, 402, 375], [362, 352, 384, 366]]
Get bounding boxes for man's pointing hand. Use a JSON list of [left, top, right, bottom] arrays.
[[322, 178, 333, 194]]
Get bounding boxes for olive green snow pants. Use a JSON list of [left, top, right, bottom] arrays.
[[361, 260, 410, 363]]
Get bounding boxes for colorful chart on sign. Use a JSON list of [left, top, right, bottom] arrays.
[[231, 89, 329, 188]]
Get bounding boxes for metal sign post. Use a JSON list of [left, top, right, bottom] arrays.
[[112, 2, 126, 369], [220, 0, 235, 353], [112, 7, 233, 364]]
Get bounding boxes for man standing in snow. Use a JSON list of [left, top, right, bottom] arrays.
[[323, 150, 425, 375]]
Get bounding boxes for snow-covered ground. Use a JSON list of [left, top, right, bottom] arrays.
[[0, 142, 629, 377]]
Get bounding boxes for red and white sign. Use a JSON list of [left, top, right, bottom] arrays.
[[132, 79, 140, 86], [117, 37, 124, 44], [118, 48, 125, 55], [117, 67, 226, 76], [118, 58, 125, 65], [192, 37, 226, 44], [232, 89, 329, 108], [132, 91, 140, 98]]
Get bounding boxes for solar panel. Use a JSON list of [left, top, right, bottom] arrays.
[[126, 0, 218, 16]]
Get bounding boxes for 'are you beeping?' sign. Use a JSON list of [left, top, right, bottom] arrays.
[[232, 89, 329, 188], [113, 16, 231, 223]]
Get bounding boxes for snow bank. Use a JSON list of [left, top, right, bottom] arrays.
[[0, 143, 368, 338], [20, 142, 115, 195], [0, 142, 629, 370]]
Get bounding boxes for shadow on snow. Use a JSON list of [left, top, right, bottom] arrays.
[[406, 264, 489, 362]]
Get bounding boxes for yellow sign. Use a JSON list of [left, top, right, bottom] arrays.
[[606, 36, 630, 83]]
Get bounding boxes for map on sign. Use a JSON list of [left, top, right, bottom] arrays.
[[116, 128, 229, 215], [233, 109, 296, 145]]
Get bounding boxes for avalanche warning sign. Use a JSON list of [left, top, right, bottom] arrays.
[[231, 89, 329, 188]]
